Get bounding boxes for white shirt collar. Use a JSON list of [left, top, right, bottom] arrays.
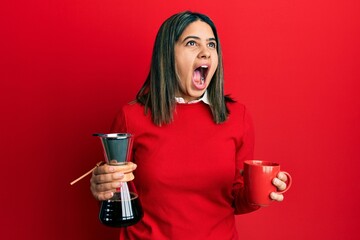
[[175, 91, 210, 105]]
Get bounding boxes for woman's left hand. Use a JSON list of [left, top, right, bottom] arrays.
[[270, 172, 288, 202]]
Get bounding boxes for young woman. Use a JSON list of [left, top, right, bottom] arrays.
[[90, 11, 289, 239]]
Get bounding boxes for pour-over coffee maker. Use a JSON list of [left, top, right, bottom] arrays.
[[93, 133, 143, 227]]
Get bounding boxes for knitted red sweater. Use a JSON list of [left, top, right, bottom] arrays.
[[111, 101, 259, 240]]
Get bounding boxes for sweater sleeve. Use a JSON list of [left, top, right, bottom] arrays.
[[110, 106, 128, 133], [233, 107, 260, 214]]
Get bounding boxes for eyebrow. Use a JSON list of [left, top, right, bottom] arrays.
[[182, 35, 217, 43]]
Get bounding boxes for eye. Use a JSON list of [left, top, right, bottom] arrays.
[[186, 40, 197, 47], [208, 42, 216, 48]]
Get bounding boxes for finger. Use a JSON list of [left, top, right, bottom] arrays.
[[93, 191, 115, 201], [91, 180, 123, 193], [277, 172, 288, 182], [93, 164, 110, 175], [90, 178, 118, 200], [90, 172, 135, 196], [94, 162, 137, 175], [92, 169, 136, 184], [90, 181, 113, 201], [272, 177, 287, 191], [91, 169, 123, 184], [270, 192, 284, 202], [122, 172, 135, 182]]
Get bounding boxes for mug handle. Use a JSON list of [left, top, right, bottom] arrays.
[[277, 171, 292, 194]]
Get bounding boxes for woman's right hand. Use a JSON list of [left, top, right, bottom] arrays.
[[90, 162, 137, 201]]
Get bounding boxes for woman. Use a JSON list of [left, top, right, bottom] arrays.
[[90, 11, 289, 239]]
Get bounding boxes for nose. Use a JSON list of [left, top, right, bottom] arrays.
[[198, 45, 211, 59]]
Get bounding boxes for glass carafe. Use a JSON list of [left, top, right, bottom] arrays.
[[94, 133, 143, 227]]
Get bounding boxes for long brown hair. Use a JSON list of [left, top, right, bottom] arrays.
[[136, 11, 233, 126]]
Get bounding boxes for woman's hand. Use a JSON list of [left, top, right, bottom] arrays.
[[270, 172, 288, 202], [90, 162, 137, 201]]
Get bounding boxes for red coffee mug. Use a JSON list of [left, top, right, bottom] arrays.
[[243, 160, 292, 206]]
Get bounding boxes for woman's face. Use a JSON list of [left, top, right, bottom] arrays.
[[174, 20, 218, 102]]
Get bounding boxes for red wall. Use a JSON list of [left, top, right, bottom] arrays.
[[2, 0, 359, 239]]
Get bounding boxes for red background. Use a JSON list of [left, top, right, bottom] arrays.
[[1, 0, 359, 239]]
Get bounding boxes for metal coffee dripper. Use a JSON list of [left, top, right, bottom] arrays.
[[93, 133, 143, 227]]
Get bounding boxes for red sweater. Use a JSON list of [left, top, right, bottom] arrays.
[[111, 101, 259, 240]]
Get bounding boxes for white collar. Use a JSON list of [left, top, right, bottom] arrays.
[[175, 91, 210, 105]]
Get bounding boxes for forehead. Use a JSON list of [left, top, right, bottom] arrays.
[[179, 20, 215, 40]]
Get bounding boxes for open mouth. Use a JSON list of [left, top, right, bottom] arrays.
[[192, 65, 209, 89]]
